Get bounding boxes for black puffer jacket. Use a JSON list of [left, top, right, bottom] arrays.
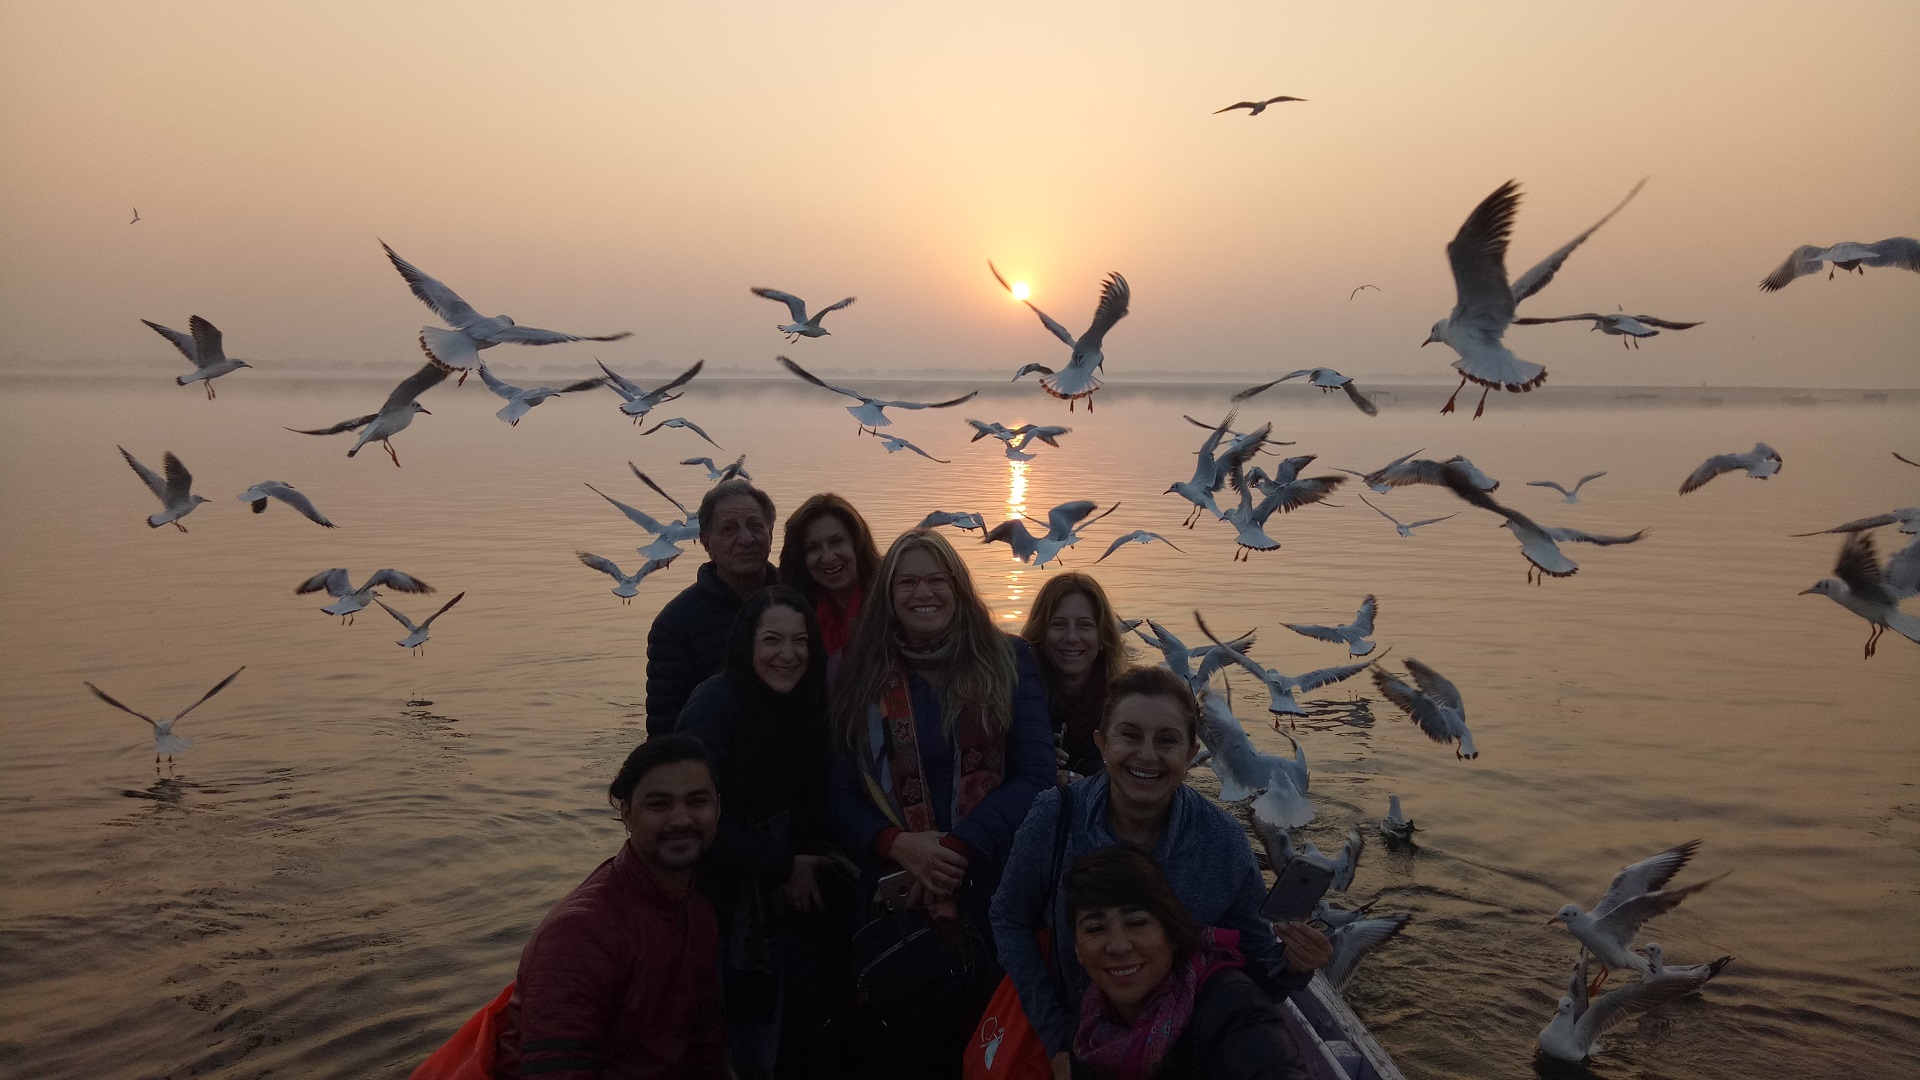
[[643, 561, 775, 735]]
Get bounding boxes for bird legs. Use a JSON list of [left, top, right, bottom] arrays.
[[172, 520, 190, 533], [1473, 385, 1490, 419], [1441, 376, 1467, 415], [1865, 624, 1884, 658], [383, 440, 402, 468], [205, 380, 217, 400], [1586, 963, 1612, 998]]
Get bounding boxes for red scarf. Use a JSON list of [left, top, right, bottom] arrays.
[[1072, 928, 1244, 1080], [878, 662, 1003, 831], [815, 585, 861, 661]]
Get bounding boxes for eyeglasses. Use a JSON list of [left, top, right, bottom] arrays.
[[891, 573, 955, 594]]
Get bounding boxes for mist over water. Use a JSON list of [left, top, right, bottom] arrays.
[[1, 375, 1915, 1078]]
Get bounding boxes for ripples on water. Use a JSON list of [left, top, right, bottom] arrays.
[[1, 375, 1916, 1078]]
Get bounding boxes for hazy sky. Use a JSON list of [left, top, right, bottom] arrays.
[[2, 1, 1916, 385]]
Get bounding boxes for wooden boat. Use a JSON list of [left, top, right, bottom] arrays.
[[1281, 973, 1409, 1080]]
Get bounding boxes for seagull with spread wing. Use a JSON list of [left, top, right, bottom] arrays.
[[1548, 840, 1724, 995], [1196, 688, 1315, 829], [85, 667, 245, 763], [1323, 911, 1411, 993], [376, 592, 466, 655], [1334, 448, 1426, 494], [235, 481, 335, 528], [295, 568, 434, 625], [1679, 443, 1782, 494], [120, 447, 210, 532], [588, 465, 703, 561], [917, 510, 986, 533], [1372, 660, 1476, 760], [477, 364, 606, 426], [286, 362, 445, 466], [1092, 530, 1185, 564], [681, 455, 750, 483], [1283, 596, 1378, 657], [1800, 532, 1920, 657], [597, 358, 704, 423], [1213, 95, 1306, 115], [1512, 310, 1703, 348], [989, 261, 1130, 410], [1422, 177, 1647, 418], [1759, 237, 1919, 291], [1129, 618, 1254, 692], [141, 316, 254, 398], [576, 552, 677, 604], [750, 287, 856, 341], [1232, 368, 1378, 416], [637, 416, 722, 448], [1198, 613, 1378, 720], [776, 355, 977, 431], [1538, 953, 1714, 1063], [982, 500, 1117, 567], [380, 241, 630, 377], [865, 429, 950, 462], [1528, 471, 1608, 503], [1358, 494, 1457, 538]]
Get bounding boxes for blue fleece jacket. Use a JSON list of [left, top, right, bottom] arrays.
[[988, 772, 1307, 1057], [828, 635, 1054, 897]]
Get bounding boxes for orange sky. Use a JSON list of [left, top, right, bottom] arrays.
[[1, 0, 1915, 385]]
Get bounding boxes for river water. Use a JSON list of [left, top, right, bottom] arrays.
[[1, 373, 1915, 1079]]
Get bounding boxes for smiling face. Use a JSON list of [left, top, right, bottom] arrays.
[[752, 604, 809, 694], [1075, 904, 1175, 1022], [1043, 591, 1100, 689], [617, 759, 720, 876], [889, 546, 955, 645], [702, 493, 771, 587], [802, 513, 859, 602], [1094, 693, 1194, 817]]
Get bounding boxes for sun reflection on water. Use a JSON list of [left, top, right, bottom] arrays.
[[1002, 458, 1029, 620]]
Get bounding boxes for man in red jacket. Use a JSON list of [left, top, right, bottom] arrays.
[[493, 735, 728, 1079]]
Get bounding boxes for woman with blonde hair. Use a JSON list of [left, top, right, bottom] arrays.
[[778, 493, 883, 665], [827, 528, 1054, 1077], [1021, 572, 1129, 780]]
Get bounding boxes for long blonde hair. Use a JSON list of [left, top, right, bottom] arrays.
[[1020, 572, 1129, 693], [832, 529, 1017, 754]]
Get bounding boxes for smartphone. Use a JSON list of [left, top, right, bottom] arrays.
[[877, 870, 915, 912], [1261, 856, 1335, 922]]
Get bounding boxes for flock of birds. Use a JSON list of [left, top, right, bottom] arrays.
[[91, 149, 1916, 1069]]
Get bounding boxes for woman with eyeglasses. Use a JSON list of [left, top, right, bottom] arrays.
[[827, 529, 1054, 1077]]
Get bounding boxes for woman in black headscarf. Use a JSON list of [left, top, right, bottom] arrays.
[[676, 585, 858, 1078]]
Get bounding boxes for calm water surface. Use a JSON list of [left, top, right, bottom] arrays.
[[1, 375, 1916, 1079]]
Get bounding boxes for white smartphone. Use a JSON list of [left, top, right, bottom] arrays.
[[1261, 856, 1335, 922], [877, 870, 915, 912]]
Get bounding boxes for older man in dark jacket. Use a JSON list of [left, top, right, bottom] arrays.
[[644, 479, 777, 734]]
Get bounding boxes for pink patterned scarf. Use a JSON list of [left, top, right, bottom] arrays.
[[1072, 928, 1244, 1080]]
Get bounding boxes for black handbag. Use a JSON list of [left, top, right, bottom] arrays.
[[852, 894, 1002, 1078]]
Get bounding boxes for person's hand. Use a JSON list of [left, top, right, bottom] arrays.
[[1050, 1050, 1073, 1080], [891, 830, 967, 896], [1274, 920, 1333, 973], [783, 855, 825, 912]]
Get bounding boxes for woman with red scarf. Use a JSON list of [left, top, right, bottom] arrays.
[[778, 493, 883, 667], [827, 529, 1055, 1077], [1064, 847, 1308, 1080]]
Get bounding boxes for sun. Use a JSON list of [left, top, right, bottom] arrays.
[[1010, 281, 1030, 301]]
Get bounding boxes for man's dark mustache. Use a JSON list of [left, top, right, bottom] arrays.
[[657, 829, 703, 844]]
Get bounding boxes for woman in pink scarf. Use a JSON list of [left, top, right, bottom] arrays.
[[1066, 848, 1308, 1080]]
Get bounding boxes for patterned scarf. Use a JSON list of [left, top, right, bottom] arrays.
[[876, 659, 1003, 832], [1072, 928, 1244, 1080]]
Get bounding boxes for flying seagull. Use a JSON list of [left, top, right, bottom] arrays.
[[1349, 285, 1379, 300], [1011, 362, 1054, 382], [1359, 494, 1457, 537], [141, 316, 254, 399], [1512, 311, 1703, 348], [1548, 840, 1723, 995], [376, 592, 466, 654], [381, 240, 631, 376], [576, 552, 676, 603], [1800, 532, 1920, 657], [1198, 612, 1378, 720], [637, 416, 722, 448], [1232, 368, 1377, 416], [1372, 660, 1477, 759], [1528, 471, 1608, 503], [286, 362, 445, 467], [1679, 443, 1782, 494], [776, 355, 977, 430], [1759, 238, 1919, 291], [1214, 95, 1307, 115], [1165, 412, 1269, 527], [1335, 448, 1426, 494], [477, 364, 605, 426], [85, 667, 244, 763], [1195, 688, 1315, 829], [120, 447, 209, 532], [1128, 617, 1255, 692], [918, 510, 986, 532], [750, 287, 856, 341], [983, 500, 1118, 567], [1423, 177, 1647, 418], [1791, 508, 1920, 538], [989, 260, 1130, 410], [865, 429, 950, 462], [1323, 911, 1412, 993], [1092, 530, 1186, 564], [598, 358, 704, 423], [1371, 459, 1647, 582], [130, 207, 141, 224], [1895, 452, 1920, 468], [296, 567, 434, 625], [235, 481, 336, 527], [593, 464, 703, 560], [1282, 596, 1378, 657], [681, 455, 749, 483]]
